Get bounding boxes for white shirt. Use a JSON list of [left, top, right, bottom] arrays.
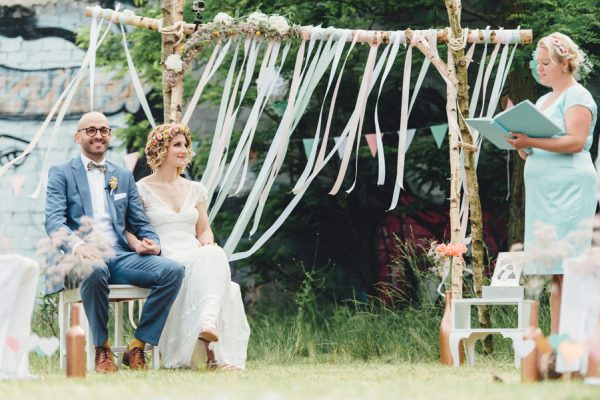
[[80, 154, 118, 247]]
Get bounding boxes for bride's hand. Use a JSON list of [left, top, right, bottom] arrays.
[[137, 238, 161, 255], [198, 231, 215, 246]]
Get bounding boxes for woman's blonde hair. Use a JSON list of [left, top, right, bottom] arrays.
[[537, 32, 589, 80], [145, 123, 194, 174]]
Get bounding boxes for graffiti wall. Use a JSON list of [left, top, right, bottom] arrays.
[[0, 0, 140, 256]]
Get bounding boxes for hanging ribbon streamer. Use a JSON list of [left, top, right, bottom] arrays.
[[119, 16, 156, 128], [388, 31, 419, 210], [222, 37, 307, 255], [293, 30, 359, 194], [88, 5, 101, 111], [29, 14, 115, 199], [208, 39, 289, 220], [373, 32, 403, 185], [293, 29, 348, 192], [202, 38, 257, 200], [329, 34, 380, 195], [182, 39, 232, 125]]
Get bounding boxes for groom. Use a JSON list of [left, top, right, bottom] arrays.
[[45, 111, 184, 372]]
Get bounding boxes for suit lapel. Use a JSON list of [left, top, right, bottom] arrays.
[[104, 162, 118, 225], [71, 157, 93, 217]]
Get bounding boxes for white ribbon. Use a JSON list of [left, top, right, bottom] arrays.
[[119, 21, 156, 128], [182, 39, 232, 125], [293, 31, 359, 194], [222, 38, 307, 256]]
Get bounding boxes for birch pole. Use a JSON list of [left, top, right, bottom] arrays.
[[445, 0, 492, 346], [161, 0, 174, 121], [161, 0, 184, 123]]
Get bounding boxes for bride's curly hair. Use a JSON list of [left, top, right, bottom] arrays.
[[145, 123, 195, 174]]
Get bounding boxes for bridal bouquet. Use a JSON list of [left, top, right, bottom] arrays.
[[37, 217, 115, 293]]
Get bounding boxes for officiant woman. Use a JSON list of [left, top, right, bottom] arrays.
[[505, 32, 597, 335]]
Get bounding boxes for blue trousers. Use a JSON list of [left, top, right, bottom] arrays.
[[80, 247, 184, 346]]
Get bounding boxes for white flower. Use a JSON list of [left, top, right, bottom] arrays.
[[247, 11, 268, 26], [213, 12, 234, 26], [165, 54, 183, 73], [268, 15, 289, 35]]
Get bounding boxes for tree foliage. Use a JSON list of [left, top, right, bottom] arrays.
[[80, 0, 599, 300]]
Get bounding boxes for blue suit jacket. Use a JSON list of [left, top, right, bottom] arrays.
[[45, 156, 160, 292]]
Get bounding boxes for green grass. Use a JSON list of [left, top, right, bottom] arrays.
[[2, 357, 598, 400]]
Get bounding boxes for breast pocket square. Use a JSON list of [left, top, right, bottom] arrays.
[[114, 193, 127, 201]]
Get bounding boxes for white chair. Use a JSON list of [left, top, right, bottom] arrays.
[[450, 297, 534, 367], [58, 284, 160, 371]]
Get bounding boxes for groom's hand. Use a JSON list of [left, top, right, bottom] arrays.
[[136, 238, 161, 255]]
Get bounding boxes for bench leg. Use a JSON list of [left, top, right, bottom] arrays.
[[58, 293, 67, 369]]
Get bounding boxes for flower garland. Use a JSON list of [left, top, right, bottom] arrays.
[[164, 12, 302, 87]]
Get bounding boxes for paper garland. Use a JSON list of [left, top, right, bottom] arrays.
[[9, 175, 26, 197], [5, 334, 59, 357]]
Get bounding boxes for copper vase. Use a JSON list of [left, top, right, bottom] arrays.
[[440, 290, 464, 365], [67, 303, 86, 378], [521, 300, 540, 383]]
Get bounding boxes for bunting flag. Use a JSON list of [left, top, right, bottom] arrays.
[[364, 133, 379, 157], [123, 152, 139, 172], [506, 97, 514, 109], [406, 128, 417, 150], [430, 124, 448, 148], [10, 175, 26, 197], [333, 136, 346, 160], [302, 138, 315, 159]]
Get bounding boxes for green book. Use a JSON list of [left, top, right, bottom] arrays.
[[466, 100, 562, 150]]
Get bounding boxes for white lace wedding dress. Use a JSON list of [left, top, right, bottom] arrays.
[[137, 180, 250, 369]]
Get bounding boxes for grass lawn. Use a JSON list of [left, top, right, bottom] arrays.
[[2, 356, 598, 400]]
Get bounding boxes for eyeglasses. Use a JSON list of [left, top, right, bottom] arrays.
[[78, 126, 112, 137]]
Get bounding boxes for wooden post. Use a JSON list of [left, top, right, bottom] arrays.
[[161, 0, 174, 122], [444, 0, 491, 339], [169, 0, 184, 123]]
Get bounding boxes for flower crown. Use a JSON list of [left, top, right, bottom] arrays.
[[145, 124, 192, 159], [148, 124, 191, 148]]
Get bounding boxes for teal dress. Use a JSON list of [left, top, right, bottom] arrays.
[[524, 84, 598, 275]]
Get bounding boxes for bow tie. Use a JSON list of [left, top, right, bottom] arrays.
[[87, 161, 107, 173]]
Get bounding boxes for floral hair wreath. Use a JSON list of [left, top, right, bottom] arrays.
[[145, 124, 192, 156]]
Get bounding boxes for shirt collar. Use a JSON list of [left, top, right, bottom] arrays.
[[80, 153, 106, 168]]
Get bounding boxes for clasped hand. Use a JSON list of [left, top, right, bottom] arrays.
[[135, 237, 161, 255], [504, 132, 530, 150]]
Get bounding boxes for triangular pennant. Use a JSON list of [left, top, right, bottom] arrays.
[[123, 152, 139, 172], [406, 128, 417, 150], [364, 133, 378, 157], [10, 174, 26, 197], [302, 138, 315, 159], [506, 97, 515, 109], [430, 124, 448, 148], [333, 136, 346, 160]]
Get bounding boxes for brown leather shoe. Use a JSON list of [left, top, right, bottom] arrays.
[[95, 346, 117, 373], [122, 347, 147, 371]]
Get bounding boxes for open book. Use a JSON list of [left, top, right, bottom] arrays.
[[465, 100, 562, 150]]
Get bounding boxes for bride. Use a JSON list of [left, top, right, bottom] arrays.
[[126, 123, 250, 369]]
